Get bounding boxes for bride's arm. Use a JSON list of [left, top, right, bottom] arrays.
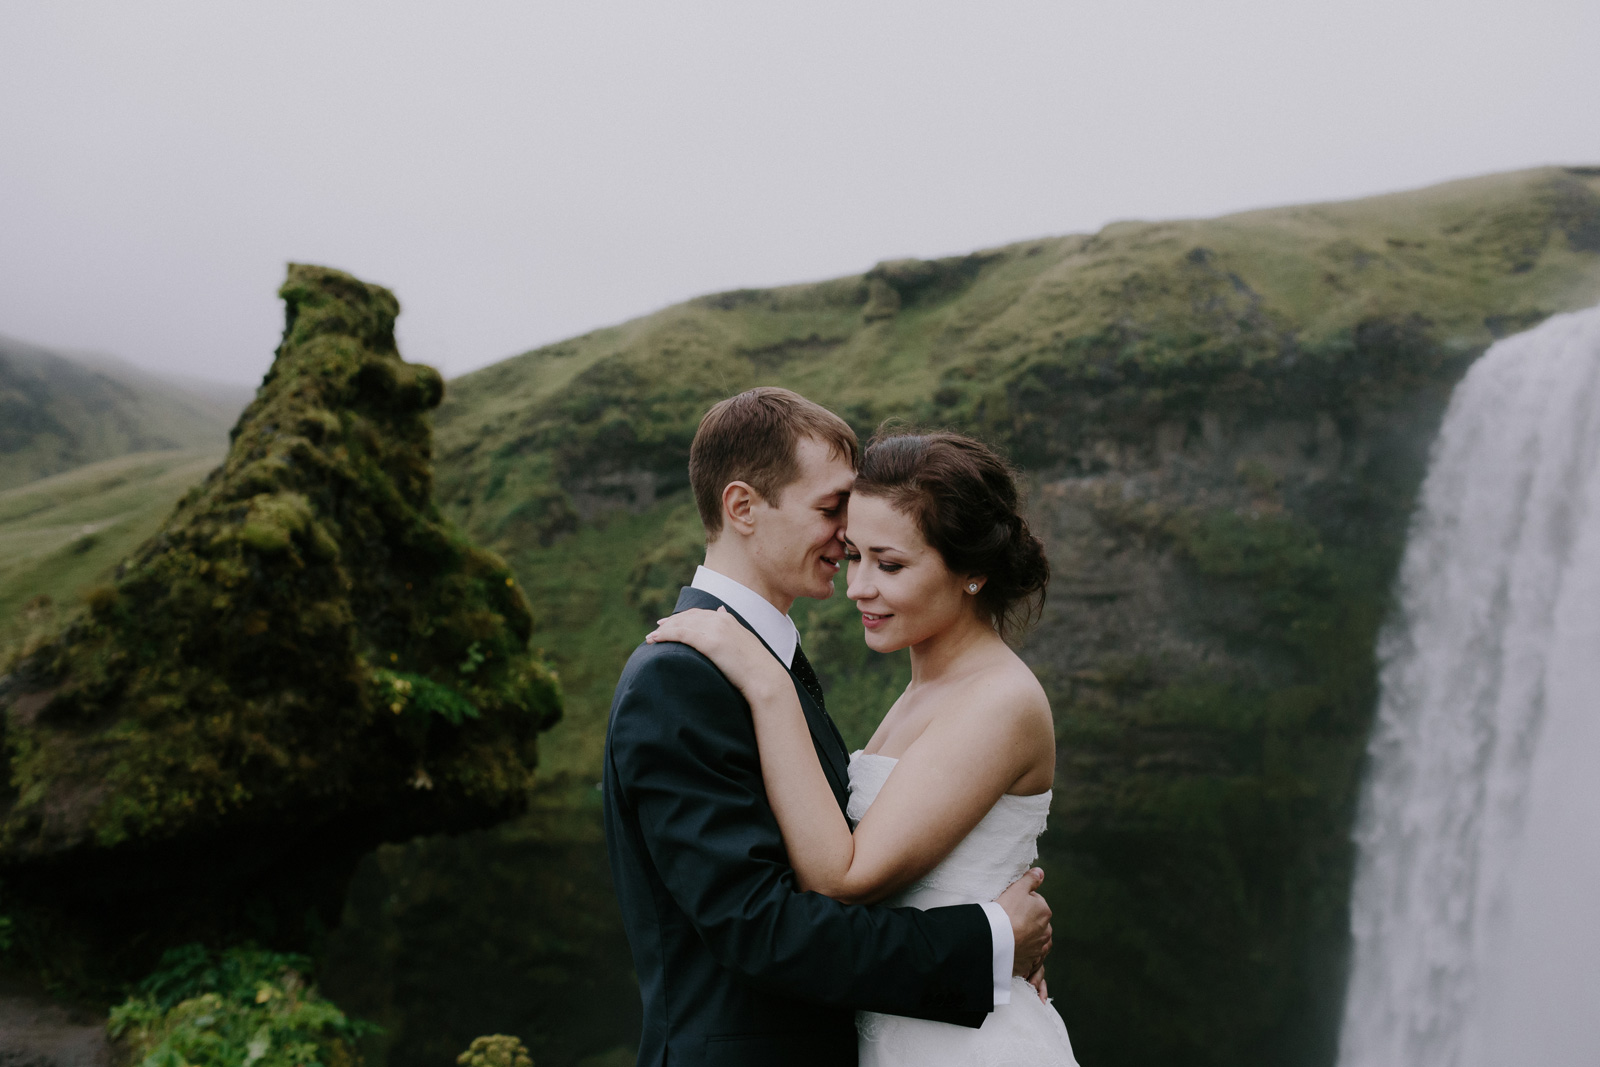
[[647, 609, 1048, 905], [750, 667, 1044, 904]]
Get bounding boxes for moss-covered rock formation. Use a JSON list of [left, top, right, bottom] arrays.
[[0, 265, 559, 990], [410, 167, 1600, 1066]]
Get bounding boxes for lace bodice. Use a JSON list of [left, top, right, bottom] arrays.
[[846, 750, 1051, 908]]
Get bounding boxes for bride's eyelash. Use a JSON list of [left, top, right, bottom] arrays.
[[842, 550, 901, 573]]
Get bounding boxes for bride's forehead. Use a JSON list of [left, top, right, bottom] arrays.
[[844, 495, 922, 542]]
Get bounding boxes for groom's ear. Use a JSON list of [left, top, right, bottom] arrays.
[[721, 480, 760, 537]]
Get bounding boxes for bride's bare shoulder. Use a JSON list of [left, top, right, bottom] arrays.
[[949, 652, 1052, 738]]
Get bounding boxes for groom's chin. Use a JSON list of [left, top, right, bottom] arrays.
[[802, 572, 840, 600]]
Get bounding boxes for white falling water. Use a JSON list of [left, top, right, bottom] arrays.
[[1338, 304, 1600, 1067]]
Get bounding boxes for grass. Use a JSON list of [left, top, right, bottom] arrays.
[[434, 167, 1600, 552], [501, 497, 698, 780], [0, 334, 240, 492], [0, 449, 222, 659], [426, 164, 1600, 794], [504, 488, 915, 786]]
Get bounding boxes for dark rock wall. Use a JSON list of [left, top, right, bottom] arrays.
[[1019, 373, 1460, 1065]]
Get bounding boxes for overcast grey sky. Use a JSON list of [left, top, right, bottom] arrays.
[[2, 0, 1596, 386]]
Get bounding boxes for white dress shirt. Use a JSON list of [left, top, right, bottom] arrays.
[[689, 565, 1016, 1005], [691, 565, 799, 667]]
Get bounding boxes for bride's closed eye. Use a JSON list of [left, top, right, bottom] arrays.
[[842, 549, 901, 572]]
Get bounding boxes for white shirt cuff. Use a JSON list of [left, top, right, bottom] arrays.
[[979, 900, 1013, 1006]]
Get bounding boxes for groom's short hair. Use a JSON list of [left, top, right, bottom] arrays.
[[690, 387, 858, 540]]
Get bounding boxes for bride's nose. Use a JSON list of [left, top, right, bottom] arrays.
[[846, 566, 873, 602]]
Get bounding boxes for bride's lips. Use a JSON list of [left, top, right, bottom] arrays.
[[860, 611, 893, 631]]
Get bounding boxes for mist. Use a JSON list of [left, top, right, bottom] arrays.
[[2, 0, 1597, 386]]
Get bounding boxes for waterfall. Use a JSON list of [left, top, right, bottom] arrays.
[[1337, 305, 1600, 1067]]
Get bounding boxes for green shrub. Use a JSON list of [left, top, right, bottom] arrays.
[[109, 945, 377, 1067], [373, 669, 480, 726], [457, 1034, 533, 1067]]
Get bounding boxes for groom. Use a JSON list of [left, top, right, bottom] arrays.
[[603, 387, 1053, 1066]]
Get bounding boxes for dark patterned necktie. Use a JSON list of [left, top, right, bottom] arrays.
[[792, 640, 850, 796], [790, 642, 827, 713]]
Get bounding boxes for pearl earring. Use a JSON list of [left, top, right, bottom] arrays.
[[968, 583, 978, 593]]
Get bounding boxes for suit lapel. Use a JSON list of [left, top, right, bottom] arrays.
[[789, 669, 851, 811], [673, 587, 851, 811]]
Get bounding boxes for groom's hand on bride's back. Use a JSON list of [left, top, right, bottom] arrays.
[[998, 867, 1052, 977]]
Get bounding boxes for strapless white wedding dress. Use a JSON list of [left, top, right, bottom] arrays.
[[849, 751, 1081, 1067]]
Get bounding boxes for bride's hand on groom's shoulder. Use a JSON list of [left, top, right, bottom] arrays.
[[646, 607, 789, 701]]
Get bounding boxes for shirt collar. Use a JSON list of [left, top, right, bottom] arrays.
[[690, 565, 799, 667]]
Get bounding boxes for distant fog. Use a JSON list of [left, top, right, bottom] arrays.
[[2, 0, 1597, 386]]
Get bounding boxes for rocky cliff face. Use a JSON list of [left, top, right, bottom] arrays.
[[1016, 349, 1458, 1065], [0, 265, 560, 991], [419, 167, 1600, 1066]]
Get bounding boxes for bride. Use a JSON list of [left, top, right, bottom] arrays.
[[648, 430, 1081, 1066]]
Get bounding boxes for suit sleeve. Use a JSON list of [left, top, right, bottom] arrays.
[[608, 645, 995, 1025]]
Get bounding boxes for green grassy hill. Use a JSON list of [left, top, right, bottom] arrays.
[[0, 449, 223, 654], [0, 334, 246, 492], [434, 165, 1600, 781], [415, 165, 1600, 1066], [4, 167, 1599, 1066]]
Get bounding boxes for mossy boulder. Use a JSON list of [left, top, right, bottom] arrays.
[[0, 264, 560, 988]]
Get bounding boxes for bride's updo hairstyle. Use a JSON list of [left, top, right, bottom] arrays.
[[853, 430, 1049, 637]]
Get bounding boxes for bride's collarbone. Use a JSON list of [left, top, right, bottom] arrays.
[[868, 671, 1035, 758], [867, 672, 1053, 792]]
